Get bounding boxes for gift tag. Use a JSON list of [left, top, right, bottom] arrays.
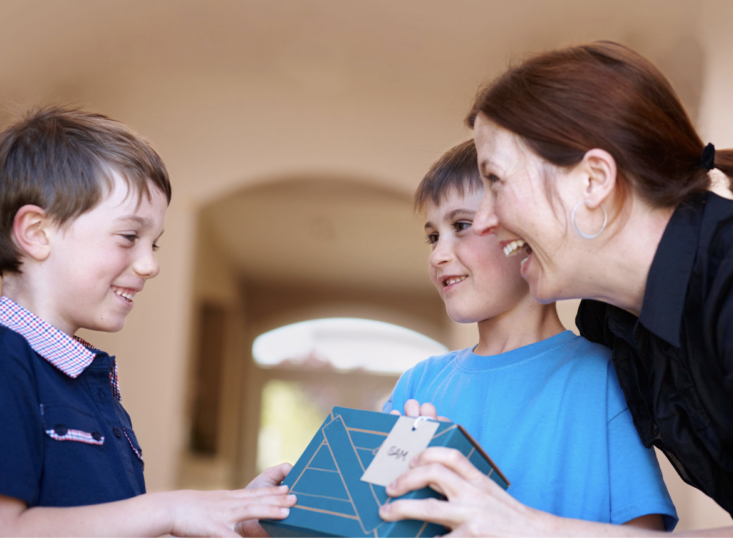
[[360, 416, 440, 487]]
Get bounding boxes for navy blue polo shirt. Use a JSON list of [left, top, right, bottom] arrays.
[[0, 296, 145, 507]]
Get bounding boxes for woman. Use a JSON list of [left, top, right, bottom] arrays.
[[379, 41, 733, 536]]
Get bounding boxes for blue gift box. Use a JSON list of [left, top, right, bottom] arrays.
[[260, 406, 509, 538]]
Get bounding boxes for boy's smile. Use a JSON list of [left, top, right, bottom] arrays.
[[21, 172, 168, 337], [424, 187, 529, 324]]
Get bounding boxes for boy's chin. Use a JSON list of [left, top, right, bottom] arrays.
[[87, 319, 127, 334], [446, 309, 482, 325]]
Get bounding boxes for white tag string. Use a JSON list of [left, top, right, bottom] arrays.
[[412, 416, 436, 431]]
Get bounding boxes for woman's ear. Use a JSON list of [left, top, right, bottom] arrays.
[[13, 205, 53, 262], [579, 149, 618, 210]]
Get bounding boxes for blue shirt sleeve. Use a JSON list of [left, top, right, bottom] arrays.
[[605, 362, 678, 530], [0, 331, 44, 506], [382, 368, 412, 414]]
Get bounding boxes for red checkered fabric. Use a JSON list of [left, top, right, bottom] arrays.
[[0, 296, 121, 401], [46, 427, 105, 445], [123, 427, 144, 467]]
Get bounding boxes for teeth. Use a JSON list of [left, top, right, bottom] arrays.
[[503, 240, 527, 257], [444, 276, 467, 286], [112, 287, 136, 302]]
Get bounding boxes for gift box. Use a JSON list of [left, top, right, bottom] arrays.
[[260, 406, 509, 538]]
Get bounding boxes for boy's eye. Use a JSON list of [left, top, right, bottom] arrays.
[[425, 233, 439, 245], [122, 234, 139, 243], [454, 221, 472, 232], [152, 243, 160, 252]]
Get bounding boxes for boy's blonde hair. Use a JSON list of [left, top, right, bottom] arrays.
[[414, 139, 483, 213], [0, 105, 172, 275]]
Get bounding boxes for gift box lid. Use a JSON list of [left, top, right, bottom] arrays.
[[260, 406, 508, 538]]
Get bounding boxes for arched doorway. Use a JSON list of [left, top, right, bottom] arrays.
[[180, 176, 452, 488]]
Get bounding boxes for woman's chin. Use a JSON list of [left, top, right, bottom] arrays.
[[528, 278, 558, 305]]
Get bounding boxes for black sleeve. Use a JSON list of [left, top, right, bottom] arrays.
[[575, 299, 612, 347], [0, 331, 43, 506], [708, 250, 733, 397]]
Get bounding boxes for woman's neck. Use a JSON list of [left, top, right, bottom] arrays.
[[575, 201, 674, 317], [474, 296, 565, 356]]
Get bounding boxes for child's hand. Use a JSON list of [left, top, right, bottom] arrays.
[[391, 399, 451, 422], [236, 463, 294, 537], [165, 483, 296, 538]]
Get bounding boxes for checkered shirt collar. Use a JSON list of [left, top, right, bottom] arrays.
[[0, 296, 121, 400]]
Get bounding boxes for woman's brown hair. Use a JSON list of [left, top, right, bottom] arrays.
[[467, 41, 733, 208]]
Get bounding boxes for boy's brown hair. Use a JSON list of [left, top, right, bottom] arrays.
[[414, 139, 483, 213], [0, 105, 172, 275]]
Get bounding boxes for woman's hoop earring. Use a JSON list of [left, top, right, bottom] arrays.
[[572, 201, 607, 239]]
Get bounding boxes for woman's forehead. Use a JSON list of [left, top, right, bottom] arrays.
[[475, 126, 549, 184]]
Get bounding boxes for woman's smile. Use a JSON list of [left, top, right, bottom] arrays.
[[473, 115, 573, 301]]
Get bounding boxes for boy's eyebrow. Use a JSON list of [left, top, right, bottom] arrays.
[[446, 208, 477, 220], [114, 215, 152, 227], [424, 208, 477, 230]]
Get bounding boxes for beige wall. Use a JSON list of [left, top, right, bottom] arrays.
[[0, 0, 730, 530]]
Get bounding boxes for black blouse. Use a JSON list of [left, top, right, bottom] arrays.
[[577, 191, 733, 517]]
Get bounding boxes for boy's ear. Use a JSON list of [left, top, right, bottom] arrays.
[[576, 149, 618, 210], [13, 205, 53, 262]]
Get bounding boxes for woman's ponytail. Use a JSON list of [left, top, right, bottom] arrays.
[[713, 148, 733, 192]]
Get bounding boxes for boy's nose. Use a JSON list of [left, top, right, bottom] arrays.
[[473, 190, 500, 236], [428, 239, 453, 267], [133, 251, 160, 279]]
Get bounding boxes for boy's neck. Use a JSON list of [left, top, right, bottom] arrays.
[[473, 297, 565, 356], [1, 273, 78, 337]]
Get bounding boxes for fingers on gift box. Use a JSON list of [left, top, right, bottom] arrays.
[[260, 406, 509, 538]]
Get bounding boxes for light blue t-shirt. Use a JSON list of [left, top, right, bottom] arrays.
[[383, 330, 678, 530]]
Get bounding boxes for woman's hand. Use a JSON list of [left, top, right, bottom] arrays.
[[377, 449, 678, 537], [391, 399, 451, 422], [378, 447, 551, 537]]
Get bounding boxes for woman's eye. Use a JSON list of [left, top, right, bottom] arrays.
[[425, 233, 439, 245], [487, 174, 500, 183]]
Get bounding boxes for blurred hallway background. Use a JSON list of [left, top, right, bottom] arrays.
[[1, 0, 732, 530]]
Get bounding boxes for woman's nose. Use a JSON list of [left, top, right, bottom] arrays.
[[473, 191, 499, 236]]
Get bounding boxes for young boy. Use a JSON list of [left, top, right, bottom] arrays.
[[0, 106, 295, 536], [382, 140, 677, 530]]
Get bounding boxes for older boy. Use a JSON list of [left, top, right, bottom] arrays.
[[0, 106, 294, 536], [382, 140, 677, 530]]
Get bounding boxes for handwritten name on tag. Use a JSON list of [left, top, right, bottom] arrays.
[[360, 416, 440, 487]]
